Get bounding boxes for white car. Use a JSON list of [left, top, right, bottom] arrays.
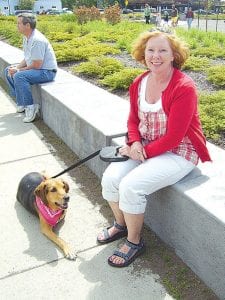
[[62, 8, 73, 14]]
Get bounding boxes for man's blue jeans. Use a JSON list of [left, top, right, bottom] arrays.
[[4, 67, 56, 106], [187, 18, 193, 29]]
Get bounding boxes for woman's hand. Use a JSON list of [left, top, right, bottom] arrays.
[[119, 142, 146, 162], [119, 145, 131, 157], [131, 141, 146, 162]]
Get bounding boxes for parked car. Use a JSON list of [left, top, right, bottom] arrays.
[[14, 10, 33, 15], [133, 8, 144, 12], [62, 8, 73, 14], [122, 8, 133, 14], [46, 9, 61, 15], [63, 10, 73, 14]]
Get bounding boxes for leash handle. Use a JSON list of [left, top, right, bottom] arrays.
[[52, 150, 100, 178]]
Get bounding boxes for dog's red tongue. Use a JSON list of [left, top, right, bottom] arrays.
[[35, 196, 63, 226]]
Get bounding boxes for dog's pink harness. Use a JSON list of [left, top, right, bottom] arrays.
[[35, 196, 63, 226]]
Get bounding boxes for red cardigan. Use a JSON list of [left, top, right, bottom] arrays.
[[127, 69, 211, 162]]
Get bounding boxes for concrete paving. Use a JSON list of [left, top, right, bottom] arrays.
[[0, 86, 176, 299]]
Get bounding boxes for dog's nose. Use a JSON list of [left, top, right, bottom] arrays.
[[64, 196, 70, 202]]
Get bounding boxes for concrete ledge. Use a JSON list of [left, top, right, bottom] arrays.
[[145, 143, 225, 299], [1, 41, 225, 299], [40, 70, 128, 177], [112, 137, 225, 298]]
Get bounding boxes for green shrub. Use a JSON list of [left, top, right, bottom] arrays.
[[47, 32, 75, 42], [192, 46, 225, 59], [37, 21, 58, 35], [55, 42, 120, 62], [63, 23, 79, 34], [199, 91, 225, 140], [100, 68, 145, 90], [176, 28, 225, 59], [183, 56, 210, 72], [59, 13, 77, 23], [72, 56, 124, 78], [206, 65, 225, 87], [0, 18, 22, 47]]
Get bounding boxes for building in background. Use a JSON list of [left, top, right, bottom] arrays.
[[0, 0, 62, 15]]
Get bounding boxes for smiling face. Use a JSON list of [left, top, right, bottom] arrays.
[[144, 35, 174, 75]]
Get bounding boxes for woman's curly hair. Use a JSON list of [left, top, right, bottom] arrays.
[[131, 30, 189, 69]]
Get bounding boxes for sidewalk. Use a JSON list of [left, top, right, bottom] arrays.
[[178, 18, 225, 32], [0, 85, 218, 299], [0, 86, 175, 299]]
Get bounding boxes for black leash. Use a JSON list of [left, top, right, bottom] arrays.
[[52, 149, 101, 178]]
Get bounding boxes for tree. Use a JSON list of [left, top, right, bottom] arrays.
[[61, 0, 77, 10], [18, 0, 35, 10], [62, 0, 98, 9], [205, 0, 214, 10]]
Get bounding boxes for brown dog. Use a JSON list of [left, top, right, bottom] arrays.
[[16, 172, 76, 260]]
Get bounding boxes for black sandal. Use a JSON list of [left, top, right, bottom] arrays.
[[108, 238, 145, 267], [97, 221, 128, 244]]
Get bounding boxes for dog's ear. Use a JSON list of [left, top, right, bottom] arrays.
[[34, 182, 49, 206], [40, 171, 49, 180], [62, 180, 69, 193]]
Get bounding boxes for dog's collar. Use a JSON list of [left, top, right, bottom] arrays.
[[35, 196, 63, 227]]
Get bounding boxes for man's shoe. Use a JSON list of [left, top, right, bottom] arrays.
[[17, 105, 25, 113], [23, 104, 39, 123]]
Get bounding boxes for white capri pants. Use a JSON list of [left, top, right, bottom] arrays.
[[101, 152, 195, 214]]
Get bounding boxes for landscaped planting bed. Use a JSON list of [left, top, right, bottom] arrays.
[[0, 14, 225, 147]]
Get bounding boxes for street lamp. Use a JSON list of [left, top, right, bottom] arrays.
[[7, 0, 11, 15], [197, 0, 200, 28], [205, 0, 208, 32]]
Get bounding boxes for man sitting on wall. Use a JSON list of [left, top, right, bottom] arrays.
[[4, 13, 57, 123]]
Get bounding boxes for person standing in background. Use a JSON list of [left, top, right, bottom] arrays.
[[4, 13, 57, 123], [163, 10, 169, 24], [186, 7, 194, 29], [171, 4, 178, 27], [144, 4, 151, 24], [155, 12, 162, 27]]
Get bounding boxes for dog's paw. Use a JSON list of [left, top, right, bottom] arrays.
[[64, 248, 77, 261]]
